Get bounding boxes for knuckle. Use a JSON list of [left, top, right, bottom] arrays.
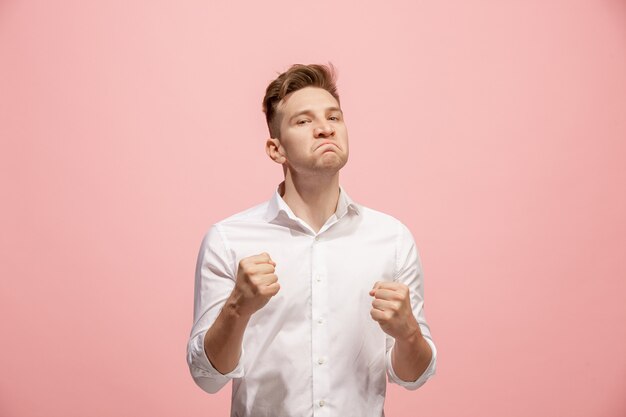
[[266, 284, 280, 296], [241, 270, 252, 282]]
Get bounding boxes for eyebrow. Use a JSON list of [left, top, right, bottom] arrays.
[[289, 106, 343, 122]]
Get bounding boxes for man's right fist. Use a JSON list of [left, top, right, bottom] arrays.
[[230, 252, 280, 317]]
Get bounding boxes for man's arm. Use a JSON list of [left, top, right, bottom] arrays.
[[370, 222, 437, 390], [187, 223, 280, 394], [390, 316, 433, 382], [204, 252, 279, 374], [370, 281, 435, 383], [203, 296, 251, 374]]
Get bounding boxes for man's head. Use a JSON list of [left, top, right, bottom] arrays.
[[263, 63, 349, 177], [262, 63, 341, 139]]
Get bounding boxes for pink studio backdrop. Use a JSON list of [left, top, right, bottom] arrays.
[[1, 1, 625, 416]]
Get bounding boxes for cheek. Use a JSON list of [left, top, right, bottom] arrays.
[[282, 140, 311, 159]]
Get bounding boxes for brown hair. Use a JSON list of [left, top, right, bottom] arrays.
[[262, 63, 340, 138]]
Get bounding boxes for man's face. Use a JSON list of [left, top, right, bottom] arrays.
[[269, 86, 349, 176]]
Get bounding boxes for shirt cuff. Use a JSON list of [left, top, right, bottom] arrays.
[[188, 330, 245, 380], [386, 335, 437, 390]]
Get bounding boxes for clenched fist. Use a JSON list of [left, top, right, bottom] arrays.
[[230, 252, 280, 317], [369, 281, 421, 341]]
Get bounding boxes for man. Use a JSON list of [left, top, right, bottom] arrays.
[[187, 63, 437, 416]]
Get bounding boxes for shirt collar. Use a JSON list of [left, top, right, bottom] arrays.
[[264, 181, 361, 223]]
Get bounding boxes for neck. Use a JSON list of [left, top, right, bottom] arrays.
[[280, 170, 340, 234]]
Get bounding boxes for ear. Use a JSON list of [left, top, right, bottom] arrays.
[[265, 137, 286, 164]]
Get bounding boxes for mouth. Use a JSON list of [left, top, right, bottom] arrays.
[[317, 142, 339, 151]]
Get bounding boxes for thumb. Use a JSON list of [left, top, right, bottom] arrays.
[[260, 252, 276, 266], [369, 281, 381, 297]]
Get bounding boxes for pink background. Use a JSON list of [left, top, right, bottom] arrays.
[[1, 1, 625, 416]]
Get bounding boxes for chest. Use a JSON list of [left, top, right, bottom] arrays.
[[225, 218, 398, 324]]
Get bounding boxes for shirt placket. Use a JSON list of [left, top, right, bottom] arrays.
[[311, 233, 330, 415]]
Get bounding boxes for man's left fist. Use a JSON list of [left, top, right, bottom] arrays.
[[369, 281, 421, 341]]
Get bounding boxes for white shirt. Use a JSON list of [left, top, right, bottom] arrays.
[[187, 183, 437, 417]]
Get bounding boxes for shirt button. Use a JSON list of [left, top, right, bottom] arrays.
[[317, 318, 323, 324], [319, 400, 325, 407], [318, 357, 325, 364], [314, 236, 320, 241]]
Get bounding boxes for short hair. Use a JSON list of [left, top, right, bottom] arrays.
[[262, 63, 340, 138]]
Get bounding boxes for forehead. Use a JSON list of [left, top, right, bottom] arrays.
[[277, 87, 340, 116]]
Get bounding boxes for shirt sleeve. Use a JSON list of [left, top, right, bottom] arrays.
[[186, 224, 245, 394], [385, 222, 437, 390]]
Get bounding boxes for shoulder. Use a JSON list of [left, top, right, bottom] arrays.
[[356, 203, 412, 236], [201, 199, 270, 244], [215, 200, 269, 226]]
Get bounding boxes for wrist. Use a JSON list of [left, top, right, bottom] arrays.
[[226, 288, 254, 320], [394, 328, 430, 360], [395, 324, 423, 347]]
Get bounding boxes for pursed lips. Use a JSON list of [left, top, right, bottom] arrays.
[[317, 141, 339, 151]]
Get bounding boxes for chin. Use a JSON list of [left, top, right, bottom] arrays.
[[320, 157, 348, 172]]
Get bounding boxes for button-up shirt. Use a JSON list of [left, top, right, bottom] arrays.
[[187, 183, 437, 417]]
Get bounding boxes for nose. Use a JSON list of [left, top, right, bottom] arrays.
[[314, 121, 335, 138]]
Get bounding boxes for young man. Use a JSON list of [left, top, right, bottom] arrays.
[[187, 63, 437, 416]]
